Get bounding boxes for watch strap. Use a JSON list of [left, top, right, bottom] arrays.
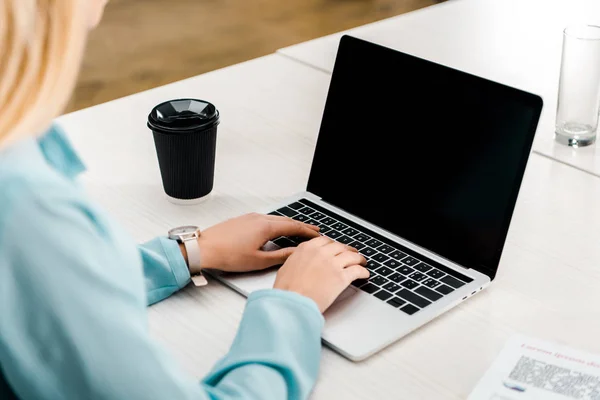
[[183, 238, 207, 287]]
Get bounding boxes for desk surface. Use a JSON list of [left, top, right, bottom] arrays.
[[58, 54, 600, 399], [277, 0, 600, 180]]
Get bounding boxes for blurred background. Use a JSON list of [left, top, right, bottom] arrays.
[[68, 0, 444, 113]]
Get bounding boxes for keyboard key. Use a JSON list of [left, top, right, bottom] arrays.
[[374, 266, 394, 277], [387, 297, 407, 308], [415, 286, 443, 302], [422, 278, 440, 289], [366, 238, 383, 248], [384, 259, 401, 269], [361, 247, 377, 257], [401, 279, 419, 290], [370, 275, 388, 286], [306, 219, 326, 229], [427, 269, 445, 279], [349, 241, 366, 250], [409, 272, 427, 282], [441, 275, 466, 289], [310, 211, 326, 221], [365, 260, 381, 270], [288, 202, 305, 210], [277, 207, 298, 217], [400, 304, 420, 315], [269, 211, 284, 216], [402, 256, 419, 266], [383, 282, 401, 293], [303, 218, 318, 226], [331, 222, 348, 231], [389, 250, 407, 260], [354, 233, 370, 242], [375, 290, 393, 301], [360, 283, 379, 294], [435, 284, 455, 295], [342, 227, 360, 237], [292, 214, 310, 222], [320, 217, 337, 226], [376, 244, 394, 254], [397, 289, 431, 308], [352, 278, 368, 287], [288, 236, 311, 245], [273, 237, 296, 248], [319, 226, 332, 234], [337, 235, 353, 245], [298, 206, 315, 216], [372, 253, 389, 263], [325, 230, 342, 239], [413, 263, 432, 273], [388, 273, 406, 283], [397, 265, 415, 275]]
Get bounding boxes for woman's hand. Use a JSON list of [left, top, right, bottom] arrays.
[[194, 213, 320, 273], [274, 236, 369, 313]]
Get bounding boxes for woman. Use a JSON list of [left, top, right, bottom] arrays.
[[0, 1, 369, 399]]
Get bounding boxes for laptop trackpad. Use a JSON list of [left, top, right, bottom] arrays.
[[217, 267, 358, 305], [333, 286, 358, 304]]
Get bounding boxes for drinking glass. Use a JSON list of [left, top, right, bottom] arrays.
[[555, 25, 600, 147]]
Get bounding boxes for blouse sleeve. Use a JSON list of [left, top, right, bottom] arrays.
[[138, 236, 191, 305]]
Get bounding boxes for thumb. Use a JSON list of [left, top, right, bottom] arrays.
[[257, 247, 295, 269], [344, 265, 370, 283]]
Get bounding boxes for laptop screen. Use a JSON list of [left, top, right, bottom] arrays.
[[307, 35, 542, 279]]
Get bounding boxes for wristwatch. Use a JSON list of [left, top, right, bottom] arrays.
[[168, 226, 208, 287]]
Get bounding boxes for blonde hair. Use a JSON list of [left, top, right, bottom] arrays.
[[0, 0, 88, 148]]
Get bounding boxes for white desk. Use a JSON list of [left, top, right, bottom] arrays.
[[277, 0, 600, 179], [58, 54, 600, 399]]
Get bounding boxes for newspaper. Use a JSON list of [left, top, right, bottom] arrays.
[[468, 335, 600, 400]]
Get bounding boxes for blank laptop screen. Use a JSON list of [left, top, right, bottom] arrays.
[[307, 35, 542, 279]]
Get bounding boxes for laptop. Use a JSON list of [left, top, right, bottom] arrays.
[[207, 35, 543, 361]]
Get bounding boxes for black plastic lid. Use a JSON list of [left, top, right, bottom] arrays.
[[148, 99, 220, 133]]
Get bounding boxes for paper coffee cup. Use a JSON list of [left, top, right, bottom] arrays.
[[148, 99, 220, 204]]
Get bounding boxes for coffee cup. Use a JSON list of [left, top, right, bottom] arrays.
[[148, 99, 220, 204]]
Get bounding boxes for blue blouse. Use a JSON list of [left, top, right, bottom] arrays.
[[0, 126, 324, 399]]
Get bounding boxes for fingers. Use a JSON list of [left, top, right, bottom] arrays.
[[268, 218, 321, 240], [334, 251, 366, 268], [256, 238, 355, 269], [320, 240, 359, 256], [258, 247, 295, 269], [302, 235, 333, 248], [265, 214, 315, 225], [266, 214, 320, 230], [343, 265, 370, 283], [301, 235, 356, 254]]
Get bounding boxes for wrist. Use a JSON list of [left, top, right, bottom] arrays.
[[177, 236, 216, 274], [195, 236, 217, 272]]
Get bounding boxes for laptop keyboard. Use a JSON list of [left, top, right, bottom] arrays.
[[269, 198, 472, 316]]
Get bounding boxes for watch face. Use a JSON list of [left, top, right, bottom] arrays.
[[169, 226, 199, 236]]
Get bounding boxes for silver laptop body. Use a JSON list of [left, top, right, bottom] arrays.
[[207, 35, 543, 361]]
